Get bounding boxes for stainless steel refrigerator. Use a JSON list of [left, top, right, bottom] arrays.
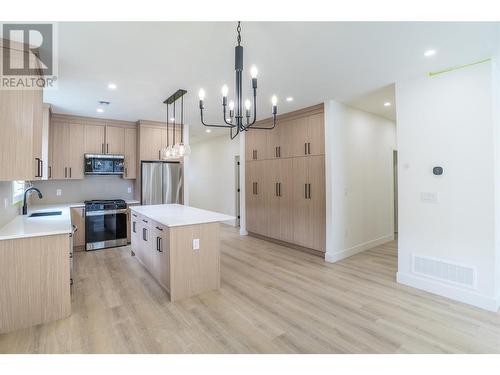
[[141, 161, 183, 205]]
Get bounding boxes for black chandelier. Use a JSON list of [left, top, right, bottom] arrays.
[[198, 21, 278, 139]]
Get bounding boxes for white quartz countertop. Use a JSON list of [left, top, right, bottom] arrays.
[[0, 200, 141, 241], [131, 204, 234, 228]]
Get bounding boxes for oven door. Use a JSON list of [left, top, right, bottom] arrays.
[[85, 209, 128, 250]]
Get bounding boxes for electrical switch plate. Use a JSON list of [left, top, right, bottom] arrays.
[[56, 189, 62, 196], [127, 187, 132, 193], [193, 239, 200, 250], [421, 192, 438, 204]]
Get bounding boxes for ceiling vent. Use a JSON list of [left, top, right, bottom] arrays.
[[412, 254, 476, 289]]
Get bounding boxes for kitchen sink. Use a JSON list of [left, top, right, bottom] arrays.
[[29, 211, 62, 217]]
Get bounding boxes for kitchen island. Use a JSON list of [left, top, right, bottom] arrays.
[[130, 204, 234, 301]]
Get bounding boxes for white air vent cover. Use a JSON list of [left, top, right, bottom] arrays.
[[412, 254, 476, 289]]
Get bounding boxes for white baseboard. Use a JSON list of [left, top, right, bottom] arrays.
[[325, 234, 393, 263], [397, 271, 499, 312], [222, 219, 237, 227]]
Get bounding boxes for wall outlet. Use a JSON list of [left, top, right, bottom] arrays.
[[56, 189, 62, 196], [127, 187, 132, 193], [192, 239, 200, 250]]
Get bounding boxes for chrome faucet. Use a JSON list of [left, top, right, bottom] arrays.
[[22, 187, 43, 215]]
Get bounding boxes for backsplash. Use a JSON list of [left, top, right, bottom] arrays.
[[0, 181, 19, 228], [32, 176, 135, 204]]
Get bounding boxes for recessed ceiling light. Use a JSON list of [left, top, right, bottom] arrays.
[[108, 83, 117, 90], [206, 129, 212, 133], [286, 97, 293, 102], [226, 118, 232, 122], [384, 102, 392, 107], [424, 49, 436, 57], [96, 108, 104, 113], [170, 117, 175, 122]]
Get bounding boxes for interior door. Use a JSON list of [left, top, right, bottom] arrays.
[[105, 125, 125, 155]]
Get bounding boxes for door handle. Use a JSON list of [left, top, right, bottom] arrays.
[[304, 143, 307, 155], [65, 167, 67, 178], [255, 182, 258, 195], [40, 159, 43, 178], [133, 221, 136, 233], [102, 143, 104, 154], [159, 150, 161, 160], [124, 167, 127, 177], [107, 144, 109, 154], [308, 183, 311, 199], [157, 237, 163, 252], [143, 228, 147, 241], [275, 182, 278, 196], [279, 182, 281, 197], [308, 142, 311, 155], [49, 166, 51, 179], [278, 146, 281, 158], [304, 184, 307, 199], [35, 158, 41, 177], [69, 167, 72, 178]]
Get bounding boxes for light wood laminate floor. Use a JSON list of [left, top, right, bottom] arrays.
[[1, 225, 500, 353]]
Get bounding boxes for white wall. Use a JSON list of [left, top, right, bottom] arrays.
[[188, 134, 240, 224], [325, 101, 397, 263], [396, 59, 500, 311], [0, 181, 19, 228]]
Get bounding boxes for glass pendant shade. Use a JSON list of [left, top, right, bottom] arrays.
[[176, 143, 191, 157]]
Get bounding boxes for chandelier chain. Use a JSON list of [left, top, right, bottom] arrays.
[[237, 21, 241, 46]]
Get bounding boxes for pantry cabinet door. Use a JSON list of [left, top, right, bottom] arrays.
[[291, 157, 310, 247]]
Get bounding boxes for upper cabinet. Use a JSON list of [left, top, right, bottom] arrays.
[[245, 103, 325, 161], [48, 114, 137, 180], [137, 120, 183, 162], [0, 42, 45, 181], [84, 124, 106, 154]]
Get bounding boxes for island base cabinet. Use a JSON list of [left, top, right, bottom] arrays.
[[131, 219, 221, 302], [0, 234, 71, 334], [169, 223, 220, 302]]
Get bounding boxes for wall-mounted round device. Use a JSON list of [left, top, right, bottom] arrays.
[[433, 166, 443, 176]]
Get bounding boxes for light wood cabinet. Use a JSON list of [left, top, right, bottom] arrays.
[[0, 234, 71, 334], [70, 207, 86, 248], [245, 104, 326, 253], [106, 125, 125, 155], [245, 128, 268, 161], [139, 125, 164, 161], [0, 46, 44, 181], [124, 128, 137, 179], [49, 121, 85, 179], [131, 211, 140, 252], [152, 222, 170, 291], [84, 124, 106, 154]]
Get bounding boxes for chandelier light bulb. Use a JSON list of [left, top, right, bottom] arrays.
[[221, 85, 229, 97], [245, 99, 251, 110], [229, 100, 235, 111], [271, 95, 278, 106], [198, 89, 205, 101], [250, 65, 258, 79]]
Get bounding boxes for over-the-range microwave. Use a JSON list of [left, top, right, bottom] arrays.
[[84, 154, 124, 175]]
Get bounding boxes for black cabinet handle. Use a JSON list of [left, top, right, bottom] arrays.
[[142, 228, 147, 241], [107, 144, 109, 154], [35, 158, 41, 177], [40, 159, 43, 178], [279, 182, 281, 197], [132, 221, 136, 233], [65, 167, 67, 178], [102, 143, 104, 154], [49, 166, 51, 179], [308, 142, 311, 155], [69, 167, 72, 178], [142, 219, 148, 223], [304, 143, 307, 155], [304, 184, 307, 199], [308, 183, 312, 199], [278, 146, 281, 158], [156, 226, 163, 231], [157, 236, 163, 252]]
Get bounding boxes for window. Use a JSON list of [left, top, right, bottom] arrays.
[[12, 181, 25, 205]]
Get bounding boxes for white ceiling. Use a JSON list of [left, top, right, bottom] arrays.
[[345, 84, 396, 121], [44, 22, 499, 141]]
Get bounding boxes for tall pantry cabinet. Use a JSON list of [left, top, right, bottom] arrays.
[[245, 104, 326, 253]]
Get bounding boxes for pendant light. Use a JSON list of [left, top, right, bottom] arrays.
[[163, 89, 190, 159]]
